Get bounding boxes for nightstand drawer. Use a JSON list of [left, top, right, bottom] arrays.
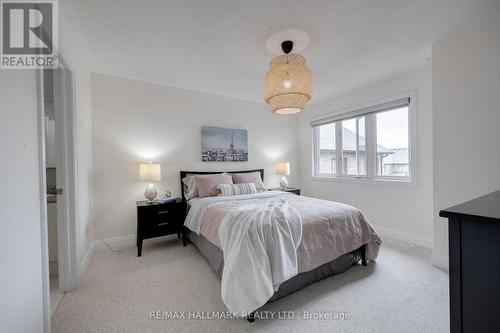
[[142, 205, 182, 224], [142, 220, 178, 238], [149, 212, 176, 226], [150, 208, 178, 223]]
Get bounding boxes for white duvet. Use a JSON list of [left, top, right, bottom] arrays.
[[185, 192, 303, 314], [184, 191, 290, 234], [218, 198, 302, 314]]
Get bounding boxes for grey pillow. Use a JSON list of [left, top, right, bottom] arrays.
[[194, 173, 233, 197], [231, 172, 266, 191]]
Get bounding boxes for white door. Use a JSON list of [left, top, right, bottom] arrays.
[[53, 68, 79, 292]]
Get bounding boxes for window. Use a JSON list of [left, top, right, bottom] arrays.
[[312, 96, 413, 183]]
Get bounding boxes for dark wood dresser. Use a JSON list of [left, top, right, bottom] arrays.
[[136, 199, 187, 256], [439, 190, 500, 333]]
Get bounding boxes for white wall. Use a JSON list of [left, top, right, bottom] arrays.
[[432, 18, 500, 270], [91, 74, 299, 239], [0, 72, 45, 332], [59, 1, 96, 269], [298, 65, 434, 247]]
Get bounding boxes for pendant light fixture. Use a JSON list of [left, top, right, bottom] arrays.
[[264, 40, 312, 114]]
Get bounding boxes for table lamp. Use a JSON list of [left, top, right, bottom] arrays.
[[276, 162, 290, 190], [139, 161, 161, 202]]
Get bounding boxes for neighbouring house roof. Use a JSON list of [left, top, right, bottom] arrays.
[[319, 127, 393, 154]]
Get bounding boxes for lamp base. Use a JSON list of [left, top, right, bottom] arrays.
[[280, 176, 288, 190], [144, 184, 158, 203]]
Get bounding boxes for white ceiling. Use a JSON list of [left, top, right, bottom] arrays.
[[65, 0, 500, 104]]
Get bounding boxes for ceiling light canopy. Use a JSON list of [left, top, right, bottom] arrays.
[[264, 40, 312, 115]]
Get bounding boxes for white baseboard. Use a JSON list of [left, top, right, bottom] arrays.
[[431, 252, 449, 271], [80, 240, 98, 274], [373, 224, 433, 249]]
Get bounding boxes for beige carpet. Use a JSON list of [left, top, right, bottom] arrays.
[[52, 236, 449, 333]]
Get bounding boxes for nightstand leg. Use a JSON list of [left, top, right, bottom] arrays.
[[182, 229, 187, 247], [138, 239, 143, 257]]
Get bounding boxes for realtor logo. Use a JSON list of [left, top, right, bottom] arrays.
[[1, 0, 58, 69]]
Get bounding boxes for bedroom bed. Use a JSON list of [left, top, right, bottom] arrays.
[[180, 169, 381, 321]]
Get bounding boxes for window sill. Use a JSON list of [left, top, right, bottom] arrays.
[[311, 175, 416, 187]]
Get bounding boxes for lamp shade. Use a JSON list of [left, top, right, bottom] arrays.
[[264, 53, 312, 114], [276, 162, 290, 176], [139, 162, 161, 182]]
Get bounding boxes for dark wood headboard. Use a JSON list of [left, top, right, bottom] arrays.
[[179, 169, 264, 202]]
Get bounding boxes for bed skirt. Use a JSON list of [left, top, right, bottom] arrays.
[[188, 231, 362, 303]]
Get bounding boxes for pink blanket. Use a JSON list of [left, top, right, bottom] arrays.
[[199, 193, 382, 273]]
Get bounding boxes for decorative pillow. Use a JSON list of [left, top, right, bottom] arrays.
[[194, 173, 233, 197], [218, 183, 257, 196], [231, 172, 266, 191], [182, 175, 199, 201]]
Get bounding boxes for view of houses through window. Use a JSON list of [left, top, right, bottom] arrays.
[[315, 104, 410, 179], [376, 107, 409, 177]]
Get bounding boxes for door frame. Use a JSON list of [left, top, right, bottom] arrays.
[[37, 55, 80, 332]]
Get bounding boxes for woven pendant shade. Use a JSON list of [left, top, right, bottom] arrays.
[[264, 53, 312, 114]]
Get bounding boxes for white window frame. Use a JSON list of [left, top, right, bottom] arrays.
[[311, 92, 417, 186]]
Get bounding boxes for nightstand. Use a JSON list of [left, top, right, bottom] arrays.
[[136, 198, 187, 256], [269, 187, 301, 195]]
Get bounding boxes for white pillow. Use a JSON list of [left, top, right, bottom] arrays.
[[217, 183, 257, 196], [182, 175, 199, 200]]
